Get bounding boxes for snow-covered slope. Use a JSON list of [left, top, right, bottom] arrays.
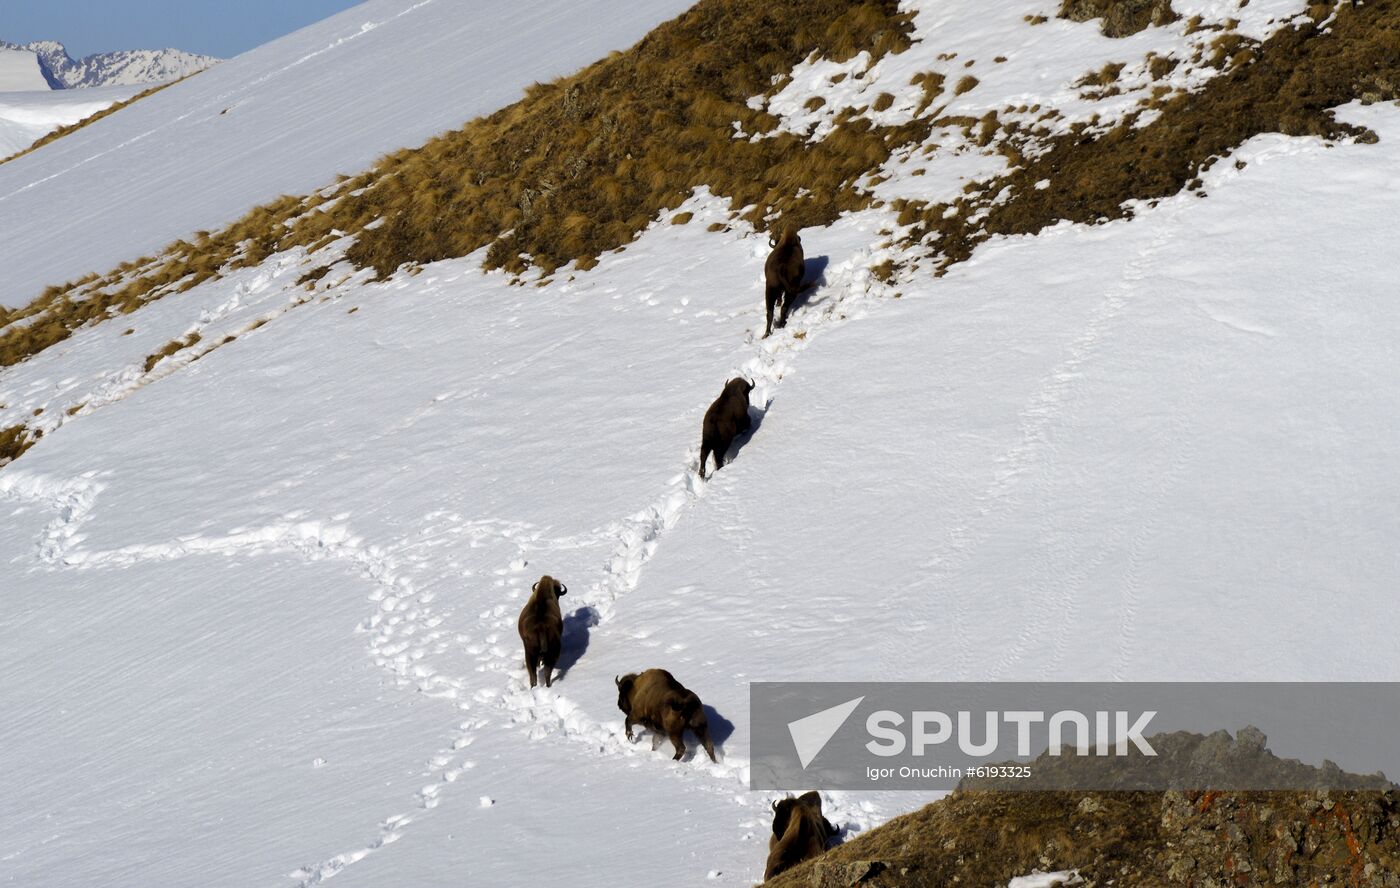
[[0, 0, 699, 305], [0, 40, 218, 89], [0, 84, 145, 159], [0, 49, 54, 92], [4, 1, 1398, 886]]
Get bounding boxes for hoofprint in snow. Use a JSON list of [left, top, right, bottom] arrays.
[[6, 2, 1400, 887]]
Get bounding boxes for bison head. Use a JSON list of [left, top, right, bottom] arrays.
[[614, 673, 637, 715], [532, 576, 567, 597]]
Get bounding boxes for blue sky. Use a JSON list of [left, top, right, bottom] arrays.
[[1, 0, 366, 60]]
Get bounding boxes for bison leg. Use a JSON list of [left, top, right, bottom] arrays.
[[696, 727, 717, 763], [542, 640, 560, 688], [669, 730, 687, 760], [524, 652, 538, 689], [777, 284, 797, 329], [625, 716, 637, 742], [699, 440, 711, 479], [764, 284, 780, 338]]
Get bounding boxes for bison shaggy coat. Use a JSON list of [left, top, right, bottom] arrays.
[[763, 225, 805, 338], [614, 668, 717, 761], [764, 791, 837, 880], [517, 575, 566, 688], [699, 377, 754, 479]]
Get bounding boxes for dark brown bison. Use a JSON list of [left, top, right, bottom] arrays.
[[763, 225, 805, 338], [614, 669, 717, 761], [764, 791, 837, 880], [517, 575, 566, 688], [699, 377, 754, 479]]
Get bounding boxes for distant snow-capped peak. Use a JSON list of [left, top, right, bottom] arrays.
[[0, 39, 218, 88]]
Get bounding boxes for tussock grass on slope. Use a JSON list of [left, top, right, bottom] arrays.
[[899, 1, 1400, 272], [0, 192, 313, 367], [1, 0, 916, 368], [0, 423, 40, 467], [1059, 0, 1180, 38], [4, 0, 1399, 382], [142, 332, 201, 372], [766, 731, 1400, 885], [325, 0, 916, 277], [0, 79, 181, 167], [763, 788, 1400, 887]]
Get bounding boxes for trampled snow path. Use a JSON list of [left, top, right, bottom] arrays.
[[983, 200, 1202, 683], [0, 224, 905, 883]]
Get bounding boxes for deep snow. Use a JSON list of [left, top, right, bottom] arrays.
[[0, 84, 144, 159], [4, 0, 1398, 886], [0, 0, 700, 305]]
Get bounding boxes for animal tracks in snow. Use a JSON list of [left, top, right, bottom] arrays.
[[0, 220, 907, 883]]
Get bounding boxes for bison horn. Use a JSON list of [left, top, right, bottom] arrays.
[[614, 675, 622, 687], [558, 583, 567, 595]]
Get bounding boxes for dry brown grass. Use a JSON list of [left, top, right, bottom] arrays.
[[3, 0, 1396, 387], [764, 788, 1400, 887], [1147, 51, 1180, 79], [0, 424, 40, 466], [1059, 0, 1180, 37], [327, 0, 918, 277], [0, 79, 183, 167], [909, 71, 945, 114], [1076, 61, 1127, 88], [900, 1, 1400, 272], [1, 0, 917, 370], [142, 332, 201, 372], [0, 192, 312, 367]]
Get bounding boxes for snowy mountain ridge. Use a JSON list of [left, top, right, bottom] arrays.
[[0, 38, 218, 89]]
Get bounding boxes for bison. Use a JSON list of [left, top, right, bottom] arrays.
[[699, 377, 754, 479], [764, 791, 837, 880], [614, 669, 717, 762], [763, 225, 805, 338], [517, 575, 566, 688]]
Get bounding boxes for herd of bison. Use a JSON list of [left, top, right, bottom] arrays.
[[515, 226, 836, 880]]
